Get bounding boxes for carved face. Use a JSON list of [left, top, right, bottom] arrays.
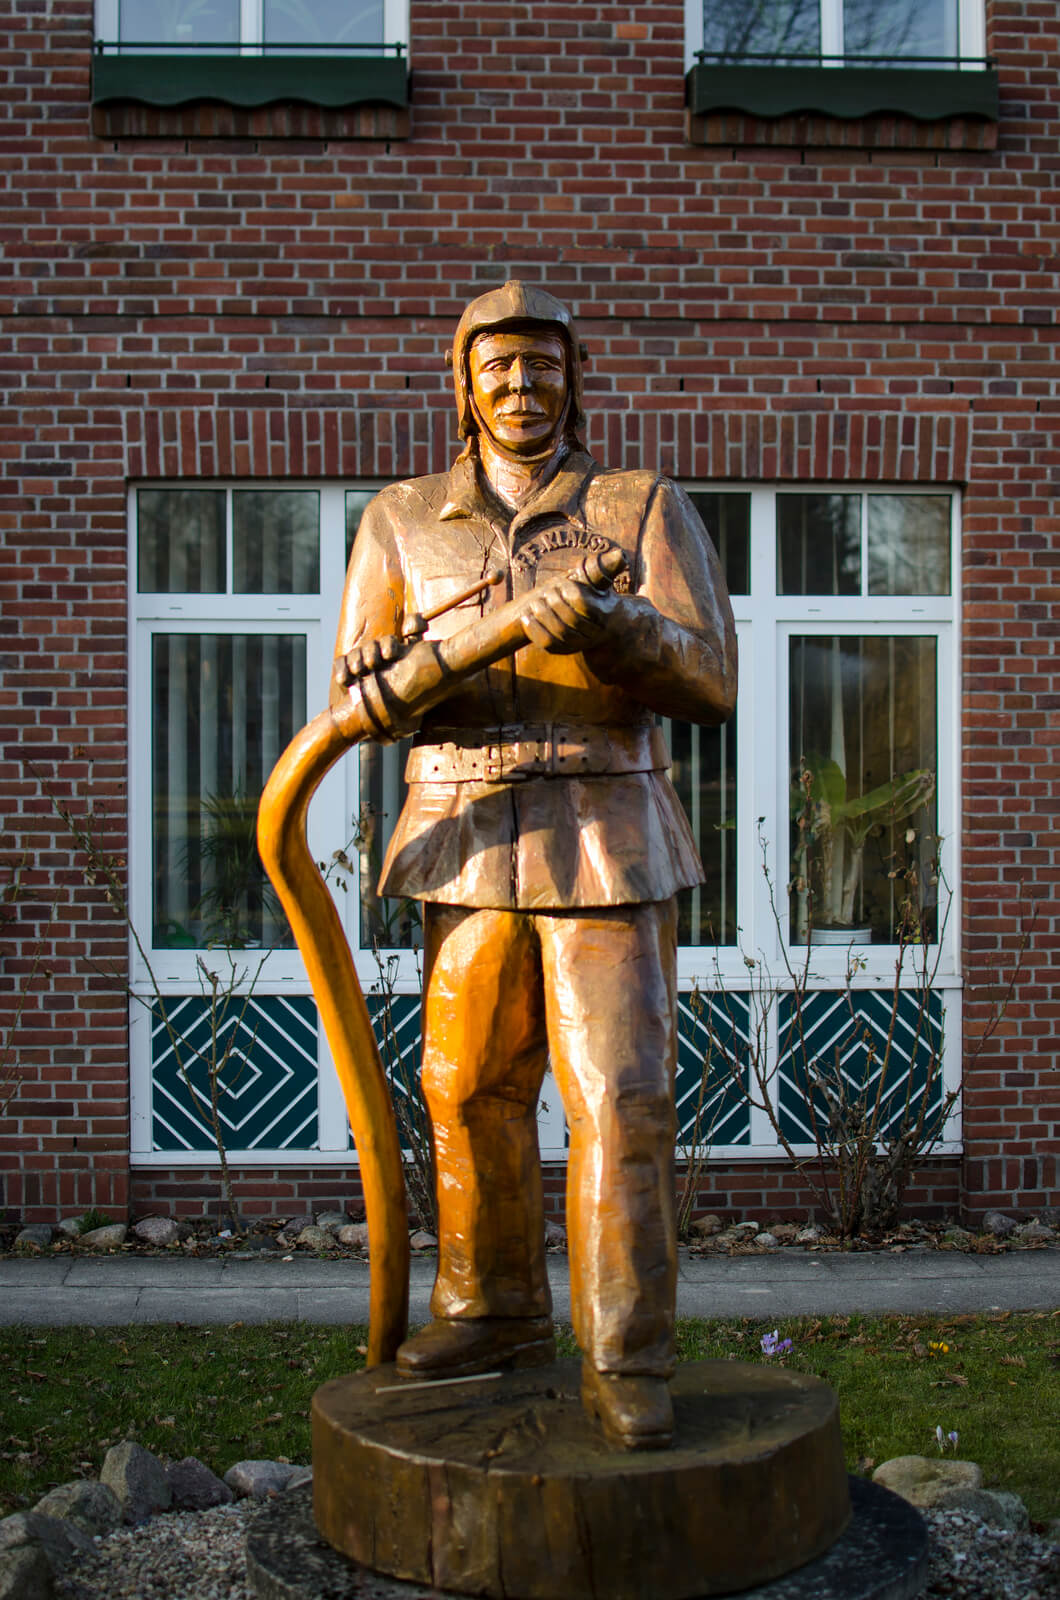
[[468, 331, 569, 457]]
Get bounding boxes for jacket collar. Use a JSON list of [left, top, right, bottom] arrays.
[[438, 443, 598, 535]]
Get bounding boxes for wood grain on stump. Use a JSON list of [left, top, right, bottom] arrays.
[[312, 1359, 851, 1600]]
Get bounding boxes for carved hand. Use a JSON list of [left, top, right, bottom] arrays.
[[519, 556, 628, 655]]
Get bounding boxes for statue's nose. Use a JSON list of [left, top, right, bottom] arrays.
[[508, 357, 533, 391]]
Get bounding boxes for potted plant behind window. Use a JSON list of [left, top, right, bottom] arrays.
[[791, 758, 936, 945]]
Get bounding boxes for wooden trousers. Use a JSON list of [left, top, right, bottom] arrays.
[[421, 898, 678, 1376]]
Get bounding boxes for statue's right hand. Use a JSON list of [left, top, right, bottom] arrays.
[[334, 634, 409, 687]]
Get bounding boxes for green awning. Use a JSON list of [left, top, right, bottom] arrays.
[[92, 52, 408, 109], [687, 64, 999, 123]]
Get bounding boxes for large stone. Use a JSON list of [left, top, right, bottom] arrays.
[[544, 1219, 567, 1248], [32, 1479, 121, 1536], [932, 1486, 1029, 1530], [225, 1461, 299, 1499], [315, 1212, 350, 1233], [55, 1218, 82, 1241], [981, 1209, 1017, 1238], [872, 1456, 982, 1508], [286, 1466, 313, 1492], [296, 1225, 337, 1251], [133, 1216, 180, 1247], [409, 1230, 437, 1251], [79, 1223, 127, 1249], [0, 1512, 92, 1571], [13, 1225, 53, 1252], [689, 1214, 723, 1239], [1016, 1219, 1055, 1242], [100, 1440, 172, 1522], [336, 1223, 370, 1249], [166, 1456, 234, 1510], [0, 1544, 54, 1599]]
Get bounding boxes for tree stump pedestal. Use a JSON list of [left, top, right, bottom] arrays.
[[244, 1359, 928, 1600]]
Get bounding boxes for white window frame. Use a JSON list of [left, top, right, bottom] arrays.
[[684, 0, 985, 72], [129, 478, 962, 1164], [95, 0, 408, 55]]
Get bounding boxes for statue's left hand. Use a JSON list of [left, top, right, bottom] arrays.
[[520, 563, 626, 655], [334, 633, 410, 688]]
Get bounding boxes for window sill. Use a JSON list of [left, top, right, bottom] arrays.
[[686, 63, 999, 150]]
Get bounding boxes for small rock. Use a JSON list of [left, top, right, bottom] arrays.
[[0, 1512, 92, 1571], [689, 1214, 723, 1239], [314, 1211, 349, 1233], [32, 1480, 121, 1536], [166, 1456, 234, 1511], [13, 1225, 53, 1252], [942, 1227, 974, 1249], [981, 1209, 1017, 1238], [934, 1487, 1030, 1530], [283, 1214, 315, 1235], [755, 1232, 778, 1248], [0, 1543, 54, 1598], [296, 1225, 337, 1251], [410, 1230, 437, 1250], [286, 1467, 313, 1491], [797, 1225, 825, 1243], [732, 1221, 760, 1236], [336, 1222, 370, 1249], [770, 1223, 799, 1244], [100, 1441, 172, 1523], [274, 1230, 295, 1248], [133, 1216, 180, 1247], [55, 1218, 82, 1241], [1015, 1219, 1055, 1242], [79, 1224, 127, 1250], [544, 1220, 567, 1248], [224, 1461, 298, 1499], [872, 1455, 982, 1508]]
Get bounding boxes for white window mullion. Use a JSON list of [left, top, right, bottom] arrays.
[[241, 0, 263, 52], [820, 0, 843, 63]]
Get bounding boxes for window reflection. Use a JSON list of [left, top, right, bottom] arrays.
[[138, 489, 225, 594], [688, 492, 750, 596], [789, 636, 937, 944], [233, 491, 319, 595], [661, 718, 738, 946], [264, 0, 384, 47], [152, 634, 305, 949], [867, 495, 951, 595], [120, 0, 239, 46], [778, 495, 861, 596], [701, 0, 820, 61], [844, 0, 957, 61]]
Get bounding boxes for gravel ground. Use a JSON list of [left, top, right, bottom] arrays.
[[52, 1499, 1060, 1600]]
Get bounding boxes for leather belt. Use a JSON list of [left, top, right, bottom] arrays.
[[406, 723, 669, 784]]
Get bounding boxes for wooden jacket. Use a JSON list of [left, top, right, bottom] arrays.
[[332, 444, 737, 911]]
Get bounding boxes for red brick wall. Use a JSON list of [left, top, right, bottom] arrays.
[[1, 0, 1057, 1223]]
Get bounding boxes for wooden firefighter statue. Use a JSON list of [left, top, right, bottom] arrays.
[[331, 281, 737, 1451]]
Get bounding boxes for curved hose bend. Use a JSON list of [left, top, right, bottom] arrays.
[[257, 706, 410, 1366]]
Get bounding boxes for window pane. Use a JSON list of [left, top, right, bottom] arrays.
[[661, 717, 738, 946], [843, 0, 958, 60], [688, 492, 750, 596], [702, 0, 820, 62], [264, 0, 384, 46], [778, 495, 861, 596], [345, 489, 376, 565], [119, 0, 239, 45], [233, 491, 319, 594], [358, 741, 420, 950], [138, 489, 225, 594], [789, 636, 938, 945], [152, 634, 305, 949], [867, 495, 951, 596]]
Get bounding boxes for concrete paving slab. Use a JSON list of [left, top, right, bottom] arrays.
[[0, 1248, 1055, 1328]]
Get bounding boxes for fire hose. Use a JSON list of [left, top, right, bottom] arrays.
[[257, 546, 626, 1366]]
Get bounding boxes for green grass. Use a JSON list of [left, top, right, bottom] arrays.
[[1, 1313, 1056, 1524]]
